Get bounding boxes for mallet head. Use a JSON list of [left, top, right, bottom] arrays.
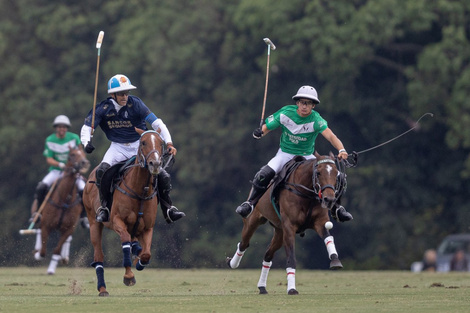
[[96, 31, 104, 49], [263, 38, 276, 50]]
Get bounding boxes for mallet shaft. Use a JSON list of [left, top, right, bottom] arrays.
[[91, 31, 105, 136], [260, 38, 276, 127]]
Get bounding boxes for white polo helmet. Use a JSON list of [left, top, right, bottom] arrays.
[[292, 85, 320, 104], [53, 115, 71, 127], [107, 74, 137, 94]]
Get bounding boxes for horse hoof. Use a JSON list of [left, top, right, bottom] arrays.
[[288, 289, 299, 295], [123, 276, 136, 286], [329, 254, 343, 269], [34, 251, 43, 261], [258, 287, 268, 294], [99, 291, 109, 297], [226, 257, 233, 268]]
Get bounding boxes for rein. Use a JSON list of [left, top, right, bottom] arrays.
[[344, 112, 434, 168]]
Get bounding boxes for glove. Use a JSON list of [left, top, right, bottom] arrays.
[[252, 128, 263, 139], [84, 142, 95, 154], [58, 162, 66, 170]]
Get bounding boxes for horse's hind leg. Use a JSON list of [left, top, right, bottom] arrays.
[[257, 227, 283, 294]]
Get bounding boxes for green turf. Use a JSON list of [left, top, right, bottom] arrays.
[[1, 267, 469, 313]]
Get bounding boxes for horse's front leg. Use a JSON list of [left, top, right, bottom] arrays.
[[89, 221, 108, 296], [47, 228, 74, 275], [112, 218, 135, 286], [282, 220, 299, 295], [227, 210, 264, 269], [257, 227, 283, 294], [34, 227, 50, 261], [135, 228, 153, 271], [314, 219, 343, 269]]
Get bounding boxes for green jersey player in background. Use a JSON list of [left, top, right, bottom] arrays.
[[235, 85, 353, 222], [28, 115, 89, 228]]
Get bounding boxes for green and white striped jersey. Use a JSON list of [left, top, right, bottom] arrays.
[[265, 105, 328, 155], [43, 132, 81, 171]]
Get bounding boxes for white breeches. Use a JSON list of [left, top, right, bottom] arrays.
[[41, 170, 85, 191], [267, 148, 316, 173], [102, 141, 140, 166]]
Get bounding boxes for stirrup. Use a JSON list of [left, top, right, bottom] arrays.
[[96, 206, 110, 223], [235, 201, 254, 219], [165, 206, 185, 224], [334, 206, 353, 223]]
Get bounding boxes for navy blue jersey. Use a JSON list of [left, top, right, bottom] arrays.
[[84, 96, 156, 143]]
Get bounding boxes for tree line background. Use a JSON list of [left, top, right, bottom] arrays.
[[1, 0, 470, 270]]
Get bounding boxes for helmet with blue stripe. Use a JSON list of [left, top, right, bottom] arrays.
[[107, 74, 137, 94]]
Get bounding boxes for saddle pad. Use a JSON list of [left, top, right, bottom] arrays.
[[270, 156, 307, 217]]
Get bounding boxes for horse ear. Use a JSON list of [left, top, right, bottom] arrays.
[[329, 151, 335, 158], [135, 127, 144, 135], [314, 151, 320, 158]]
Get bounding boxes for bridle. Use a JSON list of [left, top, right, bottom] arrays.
[[136, 130, 164, 170], [312, 158, 337, 200], [285, 157, 345, 202], [66, 147, 89, 174]]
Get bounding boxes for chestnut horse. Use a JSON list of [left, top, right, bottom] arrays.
[[83, 128, 164, 297], [34, 145, 90, 274], [227, 152, 346, 295]]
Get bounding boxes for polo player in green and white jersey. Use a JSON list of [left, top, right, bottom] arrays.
[[29, 115, 88, 228], [235, 85, 353, 222]]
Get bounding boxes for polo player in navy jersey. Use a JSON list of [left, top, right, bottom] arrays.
[[80, 74, 185, 224]]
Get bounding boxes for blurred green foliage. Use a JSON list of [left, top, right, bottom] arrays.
[[1, 0, 470, 270]]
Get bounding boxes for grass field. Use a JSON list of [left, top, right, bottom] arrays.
[[1, 267, 469, 313]]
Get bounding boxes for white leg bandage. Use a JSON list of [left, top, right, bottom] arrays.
[[229, 243, 245, 269], [47, 254, 61, 275], [286, 267, 296, 292], [257, 261, 272, 288], [324, 236, 338, 259], [60, 235, 72, 263], [34, 229, 42, 251]]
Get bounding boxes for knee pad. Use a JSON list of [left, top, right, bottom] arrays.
[[253, 165, 276, 188], [96, 163, 111, 186], [157, 169, 172, 191], [35, 182, 49, 199]]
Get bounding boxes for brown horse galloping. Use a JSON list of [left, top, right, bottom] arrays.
[[34, 145, 90, 274], [83, 128, 164, 297], [227, 152, 346, 295]]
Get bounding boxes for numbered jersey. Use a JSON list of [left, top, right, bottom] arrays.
[[265, 105, 328, 155]]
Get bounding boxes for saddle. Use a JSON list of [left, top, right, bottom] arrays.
[[98, 152, 173, 208], [99, 156, 137, 209], [269, 156, 309, 215]]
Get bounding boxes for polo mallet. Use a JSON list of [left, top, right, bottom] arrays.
[[344, 113, 434, 168], [19, 178, 59, 235], [260, 38, 276, 128], [90, 31, 105, 139]]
